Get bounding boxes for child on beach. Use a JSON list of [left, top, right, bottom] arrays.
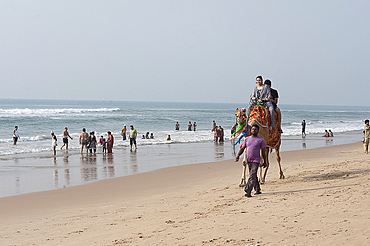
[[51, 131, 57, 155], [98, 136, 107, 153]]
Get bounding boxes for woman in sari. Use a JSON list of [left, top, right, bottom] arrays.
[[106, 131, 114, 153]]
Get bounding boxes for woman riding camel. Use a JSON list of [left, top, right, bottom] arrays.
[[246, 75, 275, 128]]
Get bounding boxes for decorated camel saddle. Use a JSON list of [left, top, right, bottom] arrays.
[[230, 104, 280, 148]]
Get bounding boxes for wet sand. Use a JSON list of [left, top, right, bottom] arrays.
[[0, 131, 361, 198], [1, 141, 370, 245]]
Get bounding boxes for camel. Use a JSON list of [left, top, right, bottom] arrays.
[[231, 106, 284, 186]]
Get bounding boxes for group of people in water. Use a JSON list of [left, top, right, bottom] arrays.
[[323, 129, 334, 137], [48, 127, 114, 155], [212, 121, 225, 142], [174, 121, 197, 131]]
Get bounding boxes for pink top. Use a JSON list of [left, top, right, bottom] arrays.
[[241, 136, 266, 163]]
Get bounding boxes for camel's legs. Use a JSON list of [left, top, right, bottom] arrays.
[[275, 141, 285, 179], [258, 147, 269, 184]]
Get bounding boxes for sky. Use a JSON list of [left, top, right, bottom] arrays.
[[0, 1, 369, 106]]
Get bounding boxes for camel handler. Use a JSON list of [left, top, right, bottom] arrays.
[[235, 124, 266, 197], [264, 79, 283, 133]]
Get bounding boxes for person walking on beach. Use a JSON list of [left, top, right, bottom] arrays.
[[106, 131, 114, 153], [129, 125, 137, 151], [13, 126, 20, 145], [302, 120, 306, 136], [235, 124, 266, 197], [60, 127, 73, 150], [121, 125, 127, 141], [79, 128, 89, 153], [175, 122, 180, 130], [193, 122, 197, 131], [364, 120, 370, 154], [188, 121, 192, 131], [51, 131, 57, 155]]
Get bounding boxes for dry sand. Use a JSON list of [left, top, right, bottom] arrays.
[[1, 142, 370, 245]]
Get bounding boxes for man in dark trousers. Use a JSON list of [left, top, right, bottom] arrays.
[[235, 124, 266, 197]]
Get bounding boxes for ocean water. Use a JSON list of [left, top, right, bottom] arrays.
[[0, 99, 367, 156], [0, 99, 367, 197]]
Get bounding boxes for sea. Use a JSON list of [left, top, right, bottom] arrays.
[[0, 99, 367, 197]]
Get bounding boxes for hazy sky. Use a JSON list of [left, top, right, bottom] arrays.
[[1, 1, 369, 105]]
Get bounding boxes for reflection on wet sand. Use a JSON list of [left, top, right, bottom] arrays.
[[80, 154, 97, 182], [63, 153, 70, 187], [326, 138, 333, 146], [302, 136, 307, 149], [130, 151, 138, 173], [102, 153, 115, 178], [53, 157, 58, 188], [214, 141, 225, 160]]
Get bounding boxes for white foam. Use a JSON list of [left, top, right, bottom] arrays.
[[0, 108, 120, 117]]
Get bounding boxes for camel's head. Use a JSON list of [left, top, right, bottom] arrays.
[[235, 108, 247, 125]]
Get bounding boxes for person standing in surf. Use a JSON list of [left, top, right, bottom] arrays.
[[51, 131, 57, 155], [13, 126, 20, 145], [121, 125, 127, 141], [79, 128, 89, 154], [60, 127, 73, 150]]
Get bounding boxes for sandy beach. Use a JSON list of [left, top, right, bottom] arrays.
[[1, 142, 370, 245]]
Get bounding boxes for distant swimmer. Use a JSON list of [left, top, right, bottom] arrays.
[[13, 126, 20, 145], [188, 121, 192, 131], [61, 127, 73, 150], [175, 122, 180, 130], [150, 133, 154, 139], [79, 128, 89, 154], [329, 130, 334, 137], [322, 130, 329, 137], [167, 135, 171, 140], [193, 122, 197, 131]]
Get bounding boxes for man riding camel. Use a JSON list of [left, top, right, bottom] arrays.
[[264, 79, 283, 133]]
